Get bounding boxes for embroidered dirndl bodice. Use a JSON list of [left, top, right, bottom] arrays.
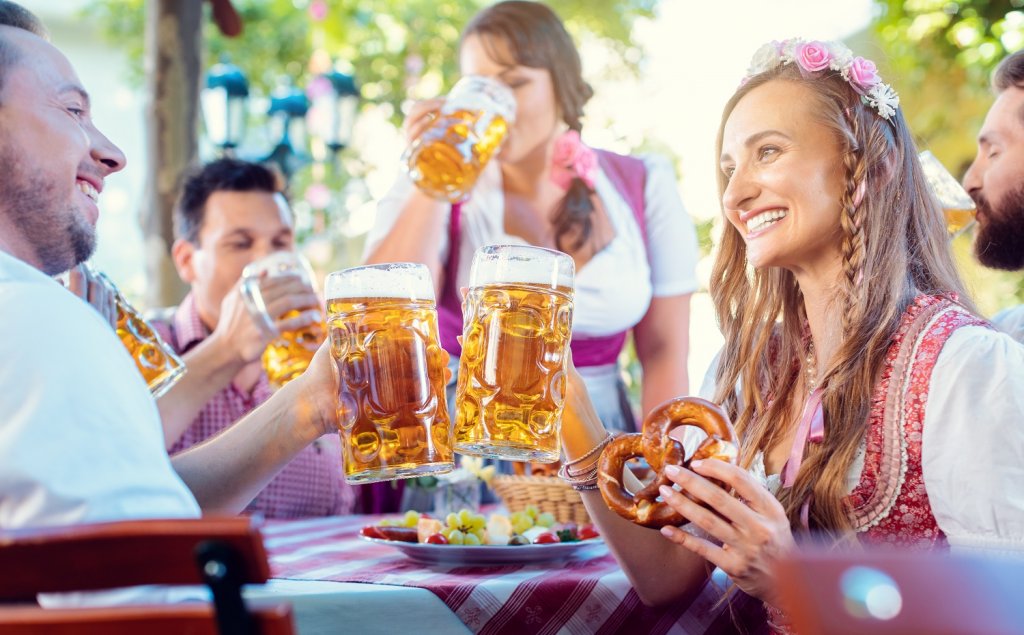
[[846, 294, 989, 545], [767, 295, 988, 633]]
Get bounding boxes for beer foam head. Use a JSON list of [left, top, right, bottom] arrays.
[[242, 251, 314, 284], [442, 75, 516, 123], [325, 262, 436, 302], [470, 244, 574, 289]]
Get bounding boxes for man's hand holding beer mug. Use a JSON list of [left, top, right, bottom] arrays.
[[237, 251, 325, 390]]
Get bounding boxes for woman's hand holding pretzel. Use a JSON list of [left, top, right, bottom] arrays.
[[657, 459, 795, 606]]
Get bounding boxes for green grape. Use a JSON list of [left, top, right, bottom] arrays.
[[441, 509, 486, 545], [379, 510, 421, 528], [509, 511, 534, 535], [536, 512, 555, 528], [443, 528, 468, 544]]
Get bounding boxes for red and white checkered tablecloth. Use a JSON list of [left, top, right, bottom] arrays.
[[262, 516, 734, 635]]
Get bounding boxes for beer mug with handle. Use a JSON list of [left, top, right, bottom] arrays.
[[404, 75, 516, 203], [454, 245, 575, 463], [326, 262, 454, 484], [240, 251, 325, 391], [89, 268, 186, 399]]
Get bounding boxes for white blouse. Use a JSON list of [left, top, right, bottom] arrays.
[[700, 326, 1024, 555], [365, 154, 700, 337], [0, 250, 200, 531], [992, 304, 1024, 344]]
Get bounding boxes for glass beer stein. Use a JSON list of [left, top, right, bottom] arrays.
[[404, 75, 516, 203], [93, 270, 186, 398], [454, 245, 575, 463], [325, 263, 454, 483], [240, 252, 325, 390], [918, 150, 977, 237]]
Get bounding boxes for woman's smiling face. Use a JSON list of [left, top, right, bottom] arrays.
[[719, 79, 847, 275]]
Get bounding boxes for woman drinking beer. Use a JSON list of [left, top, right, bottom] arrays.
[[364, 0, 700, 433], [556, 38, 1024, 630]]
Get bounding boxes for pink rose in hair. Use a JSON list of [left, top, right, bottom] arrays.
[[847, 57, 881, 94], [795, 41, 831, 73], [550, 130, 597, 190], [572, 144, 598, 187], [552, 130, 584, 166]]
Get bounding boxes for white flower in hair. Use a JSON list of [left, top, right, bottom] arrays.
[[778, 38, 798, 64], [748, 42, 782, 76], [865, 83, 900, 120], [827, 42, 854, 73]]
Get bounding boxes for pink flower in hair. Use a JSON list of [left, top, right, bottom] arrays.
[[740, 38, 899, 122], [794, 40, 831, 73], [550, 130, 597, 191], [846, 57, 881, 94]]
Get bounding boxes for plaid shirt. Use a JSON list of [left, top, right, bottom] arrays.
[[151, 293, 355, 519]]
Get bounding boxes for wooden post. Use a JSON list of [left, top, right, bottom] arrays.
[[140, 0, 202, 308]]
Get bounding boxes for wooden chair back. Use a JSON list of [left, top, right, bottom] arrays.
[[0, 517, 293, 635]]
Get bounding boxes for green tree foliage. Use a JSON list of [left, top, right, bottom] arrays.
[[874, 0, 1024, 312], [83, 0, 655, 121], [874, 1, 1024, 159], [876, 0, 1024, 77]]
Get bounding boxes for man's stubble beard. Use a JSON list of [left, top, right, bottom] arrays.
[[0, 141, 95, 276]]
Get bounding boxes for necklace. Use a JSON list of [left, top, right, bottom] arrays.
[[805, 340, 818, 392]]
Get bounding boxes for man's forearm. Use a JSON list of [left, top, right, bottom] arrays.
[[156, 334, 247, 448], [169, 376, 324, 513]]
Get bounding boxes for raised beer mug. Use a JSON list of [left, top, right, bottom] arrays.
[[918, 150, 976, 237], [404, 75, 516, 203], [325, 262, 454, 484], [240, 251, 325, 391], [91, 269, 186, 399], [454, 245, 575, 463]]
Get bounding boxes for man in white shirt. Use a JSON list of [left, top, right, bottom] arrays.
[[0, 6, 342, 530], [964, 50, 1024, 343]]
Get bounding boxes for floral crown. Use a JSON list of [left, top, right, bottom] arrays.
[[744, 38, 900, 122]]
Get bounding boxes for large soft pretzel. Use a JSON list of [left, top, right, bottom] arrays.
[[597, 397, 738, 528]]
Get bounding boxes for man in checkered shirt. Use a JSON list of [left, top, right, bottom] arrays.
[[151, 159, 354, 519]]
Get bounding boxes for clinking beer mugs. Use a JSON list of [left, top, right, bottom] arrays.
[[240, 251, 325, 391], [454, 245, 576, 463], [325, 263, 454, 483], [404, 75, 517, 203]]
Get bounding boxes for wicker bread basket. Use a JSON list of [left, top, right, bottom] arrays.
[[491, 462, 592, 525]]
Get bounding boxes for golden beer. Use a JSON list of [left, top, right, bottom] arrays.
[[94, 270, 185, 398], [944, 208, 976, 235], [405, 75, 516, 203], [326, 264, 454, 483], [262, 313, 325, 391], [919, 150, 977, 237], [241, 252, 324, 390], [454, 245, 575, 463]]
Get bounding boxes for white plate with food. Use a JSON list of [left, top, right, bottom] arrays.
[[358, 533, 607, 566]]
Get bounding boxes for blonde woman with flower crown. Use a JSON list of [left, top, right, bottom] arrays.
[[557, 38, 1024, 630], [364, 1, 700, 435]]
